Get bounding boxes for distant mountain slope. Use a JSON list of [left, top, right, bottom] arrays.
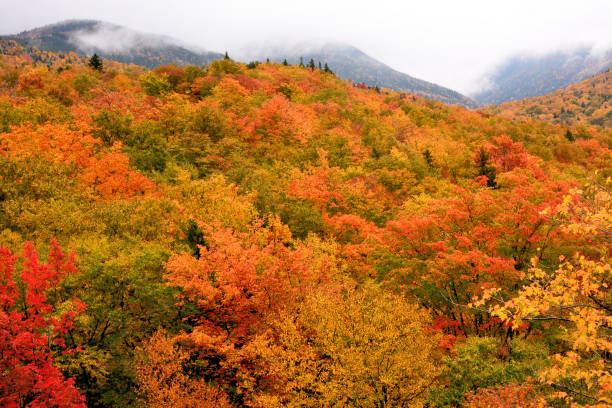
[[472, 47, 612, 105], [1, 20, 222, 68], [3, 21, 478, 108], [237, 42, 480, 108], [484, 69, 612, 128]]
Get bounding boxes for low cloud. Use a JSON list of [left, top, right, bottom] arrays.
[[68, 22, 178, 54]]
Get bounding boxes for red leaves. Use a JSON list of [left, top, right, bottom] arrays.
[[0, 241, 85, 408], [465, 382, 543, 408], [384, 173, 569, 334], [486, 134, 532, 173]]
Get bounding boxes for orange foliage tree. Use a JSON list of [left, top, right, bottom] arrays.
[[136, 329, 232, 408], [163, 217, 333, 395]]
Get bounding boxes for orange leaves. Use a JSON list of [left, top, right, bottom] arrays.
[[191, 75, 220, 97], [2, 46, 612, 407], [472, 182, 612, 406], [486, 134, 533, 173], [136, 329, 232, 408], [287, 154, 345, 213], [384, 175, 568, 335], [0, 123, 156, 200], [164, 219, 332, 387], [17, 67, 46, 92], [0, 123, 98, 166], [386, 215, 440, 257], [246, 94, 315, 144], [78, 146, 156, 200]]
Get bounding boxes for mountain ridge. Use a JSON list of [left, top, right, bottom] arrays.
[[484, 68, 612, 128], [2, 19, 223, 68], [472, 46, 612, 105], [238, 41, 480, 108], [2, 20, 479, 108]]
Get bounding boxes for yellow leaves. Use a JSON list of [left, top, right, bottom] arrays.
[[212, 77, 251, 114], [471, 182, 611, 405], [476, 254, 611, 404], [250, 282, 441, 407], [163, 170, 257, 231]]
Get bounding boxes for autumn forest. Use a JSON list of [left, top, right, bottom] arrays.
[[0, 34, 610, 408]]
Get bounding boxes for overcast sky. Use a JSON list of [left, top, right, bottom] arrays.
[[1, 0, 611, 93]]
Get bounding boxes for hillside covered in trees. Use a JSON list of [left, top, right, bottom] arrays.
[[2, 20, 479, 108], [0, 47, 610, 408], [237, 42, 480, 108], [471, 46, 612, 105], [486, 69, 611, 129]]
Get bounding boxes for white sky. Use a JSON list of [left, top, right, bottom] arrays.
[[1, 0, 611, 94]]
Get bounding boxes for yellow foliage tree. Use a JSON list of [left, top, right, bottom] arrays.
[[473, 180, 611, 406], [248, 283, 441, 408]]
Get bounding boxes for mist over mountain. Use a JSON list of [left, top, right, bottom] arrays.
[[2, 20, 479, 108], [237, 42, 480, 108], [472, 46, 612, 105], [2, 20, 223, 68]]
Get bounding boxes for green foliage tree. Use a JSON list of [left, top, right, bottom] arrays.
[[429, 337, 548, 407], [139, 72, 172, 96]]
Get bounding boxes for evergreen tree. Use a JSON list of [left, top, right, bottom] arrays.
[[266, 58, 270, 63], [283, 59, 289, 66], [184, 220, 208, 258], [324, 62, 331, 73], [308, 59, 316, 70], [299, 57, 304, 67], [423, 149, 435, 169], [318, 61, 322, 70], [88, 53, 103, 72], [224, 51, 230, 60], [474, 147, 497, 188], [565, 129, 575, 142]]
